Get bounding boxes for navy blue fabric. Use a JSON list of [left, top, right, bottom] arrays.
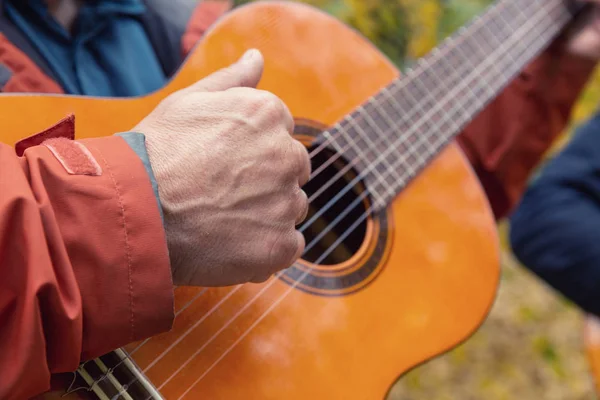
[[510, 113, 600, 317], [137, 0, 195, 78], [4, 0, 167, 97]]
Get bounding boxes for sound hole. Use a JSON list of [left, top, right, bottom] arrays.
[[301, 145, 368, 266]]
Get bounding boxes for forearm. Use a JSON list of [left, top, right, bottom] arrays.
[[0, 124, 173, 399]]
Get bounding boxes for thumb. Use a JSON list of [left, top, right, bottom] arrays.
[[191, 49, 264, 92]]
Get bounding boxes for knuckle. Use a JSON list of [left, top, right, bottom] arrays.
[[269, 134, 294, 164], [257, 91, 284, 118], [298, 188, 309, 209], [291, 140, 311, 179], [295, 140, 310, 169], [272, 192, 298, 221], [267, 230, 299, 270], [277, 141, 302, 181]]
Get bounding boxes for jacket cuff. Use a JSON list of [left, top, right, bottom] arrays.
[[72, 136, 174, 359], [116, 132, 164, 223]]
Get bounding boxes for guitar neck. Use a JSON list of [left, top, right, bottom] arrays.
[[326, 0, 583, 210]]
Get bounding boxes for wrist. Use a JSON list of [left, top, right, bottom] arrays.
[[117, 131, 165, 224]]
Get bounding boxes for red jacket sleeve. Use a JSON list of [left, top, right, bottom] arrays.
[[181, 0, 232, 56], [456, 43, 597, 220], [0, 129, 174, 399]]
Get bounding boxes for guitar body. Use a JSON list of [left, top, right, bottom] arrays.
[[585, 316, 600, 395], [19, 2, 499, 399]]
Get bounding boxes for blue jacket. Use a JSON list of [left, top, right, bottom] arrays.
[[0, 0, 199, 92], [510, 112, 600, 316]]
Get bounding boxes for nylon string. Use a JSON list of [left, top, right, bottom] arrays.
[[103, 1, 564, 397]]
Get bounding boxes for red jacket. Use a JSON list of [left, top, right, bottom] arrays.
[[0, 1, 595, 398]]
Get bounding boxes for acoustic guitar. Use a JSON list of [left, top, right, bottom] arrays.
[[7, 0, 578, 398], [585, 315, 600, 395]]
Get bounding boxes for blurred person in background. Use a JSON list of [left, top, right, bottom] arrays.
[[509, 2, 600, 319], [1, 0, 600, 398]]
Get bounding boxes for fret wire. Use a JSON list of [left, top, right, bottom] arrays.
[[346, 109, 399, 198], [420, 7, 566, 172], [377, 86, 415, 193], [366, 95, 400, 142], [376, 0, 568, 200], [449, 45, 473, 123], [488, 6, 507, 41], [326, 0, 564, 206], [339, 114, 375, 164], [328, 117, 392, 206], [192, 14, 573, 399], [384, 81, 426, 181], [466, 4, 562, 120], [442, 3, 566, 151], [463, 9, 524, 113], [310, 5, 572, 282], [467, 21, 498, 101], [481, 27, 508, 77], [452, 7, 544, 129], [361, 99, 405, 185], [112, 3, 576, 396], [378, 87, 408, 132], [361, 103, 402, 166], [322, 130, 345, 156], [431, 0, 542, 126], [374, 0, 522, 103], [370, 0, 537, 198]]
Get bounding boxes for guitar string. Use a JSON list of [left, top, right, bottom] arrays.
[[297, 0, 542, 242], [68, 2, 559, 396], [303, 0, 521, 172], [134, 9, 563, 400], [79, 289, 211, 394], [123, 0, 503, 365], [291, 0, 520, 207], [128, 1, 559, 394], [126, 288, 209, 357], [305, 0, 580, 205], [172, 10, 568, 398], [108, 0, 564, 396], [81, 13, 552, 396], [124, 0, 517, 378], [140, 2, 560, 395], [137, 0, 523, 381]]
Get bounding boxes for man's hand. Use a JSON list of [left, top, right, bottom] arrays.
[[565, 0, 600, 60], [134, 49, 310, 287]]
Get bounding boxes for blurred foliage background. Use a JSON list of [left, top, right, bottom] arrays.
[[232, 0, 600, 398]]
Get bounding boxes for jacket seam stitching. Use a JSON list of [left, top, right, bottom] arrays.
[[90, 144, 136, 342]]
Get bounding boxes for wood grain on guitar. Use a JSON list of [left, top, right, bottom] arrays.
[[16, 0, 579, 398]]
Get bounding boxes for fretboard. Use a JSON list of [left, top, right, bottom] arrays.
[[324, 0, 583, 210]]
